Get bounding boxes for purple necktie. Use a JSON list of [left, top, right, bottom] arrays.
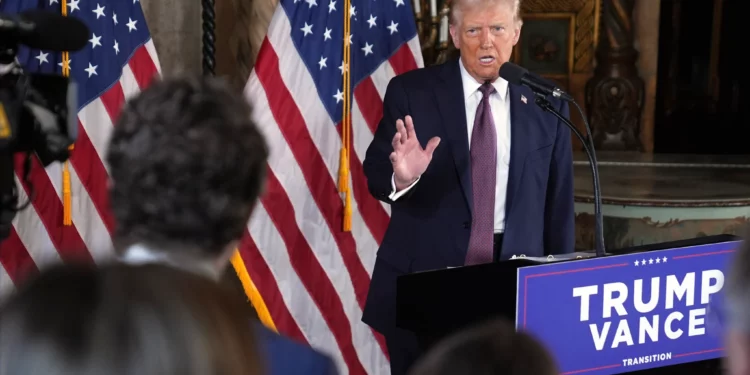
[[465, 83, 497, 265]]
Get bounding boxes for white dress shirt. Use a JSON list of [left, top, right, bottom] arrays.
[[388, 59, 512, 233]]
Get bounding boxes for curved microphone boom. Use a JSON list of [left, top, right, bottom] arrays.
[[499, 62, 606, 257], [0, 10, 90, 52]]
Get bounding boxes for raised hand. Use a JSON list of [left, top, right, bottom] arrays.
[[390, 115, 440, 191]]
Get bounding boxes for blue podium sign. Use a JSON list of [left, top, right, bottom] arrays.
[[516, 241, 739, 374]]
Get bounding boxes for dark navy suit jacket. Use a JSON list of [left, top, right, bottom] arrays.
[[255, 323, 338, 375], [361, 58, 575, 337]]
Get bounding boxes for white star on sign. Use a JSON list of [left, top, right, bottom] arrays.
[[640, 259, 646, 266], [89, 33, 102, 49], [633, 260, 639, 266], [361, 42, 373, 56], [323, 28, 332, 40], [334, 89, 344, 103], [114, 40, 120, 54], [655, 258, 661, 264], [301, 22, 313, 36], [67, 0, 80, 12], [367, 14, 377, 28], [387, 20, 399, 34], [85, 63, 98, 78], [318, 56, 327, 69], [648, 258, 654, 264], [35, 51, 49, 65], [92, 4, 105, 19], [127, 17, 138, 32], [662, 257, 667, 262], [328, 0, 336, 12]]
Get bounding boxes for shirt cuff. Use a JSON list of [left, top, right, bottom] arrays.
[[388, 173, 420, 200]]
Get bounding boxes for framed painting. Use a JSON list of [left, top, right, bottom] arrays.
[[512, 13, 575, 80]]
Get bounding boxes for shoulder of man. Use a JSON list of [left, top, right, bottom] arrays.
[[254, 323, 339, 375]]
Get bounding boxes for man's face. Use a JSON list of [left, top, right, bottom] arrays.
[[449, 1, 521, 83]]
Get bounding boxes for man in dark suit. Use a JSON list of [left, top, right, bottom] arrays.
[[106, 76, 338, 375], [361, 0, 575, 373]]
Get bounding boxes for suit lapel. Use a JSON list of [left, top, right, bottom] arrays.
[[505, 85, 534, 215], [433, 59, 472, 214]]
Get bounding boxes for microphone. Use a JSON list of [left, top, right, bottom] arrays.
[[0, 10, 90, 52], [499, 62, 574, 102], [499, 62, 606, 257]]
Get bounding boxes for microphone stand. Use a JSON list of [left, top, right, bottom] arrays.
[[533, 93, 605, 257]]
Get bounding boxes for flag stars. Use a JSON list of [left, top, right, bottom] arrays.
[[301, 22, 313, 36], [85, 63, 98, 78], [126, 17, 138, 32], [323, 28, 332, 40], [67, 0, 80, 12], [349, 5, 356, 18], [35, 51, 49, 65], [339, 61, 347, 74], [49, 0, 58, 4], [344, 33, 353, 45], [305, 0, 317, 8], [387, 21, 399, 34], [393, 0, 404, 6], [114, 40, 120, 54], [92, 4, 105, 19], [318, 56, 327, 69], [362, 42, 373, 56], [328, 0, 336, 13], [367, 14, 377, 28], [334, 89, 344, 103], [89, 33, 102, 49], [112, 12, 118, 24]]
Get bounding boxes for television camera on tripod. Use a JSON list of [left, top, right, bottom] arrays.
[[0, 9, 88, 241]]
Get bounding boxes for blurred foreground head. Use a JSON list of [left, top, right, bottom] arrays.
[[106, 76, 268, 267], [408, 319, 557, 375], [725, 227, 750, 375], [0, 263, 263, 375]]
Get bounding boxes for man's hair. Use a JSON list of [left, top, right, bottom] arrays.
[[408, 318, 557, 375], [0, 263, 264, 375], [106, 76, 268, 257], [449, 0, 522, 26], [727, 226, 750, 333]]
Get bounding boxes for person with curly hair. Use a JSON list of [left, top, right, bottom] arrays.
[[106, 76, 338, 375]]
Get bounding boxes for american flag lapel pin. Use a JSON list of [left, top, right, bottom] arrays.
[[521, 95, 527, 104]]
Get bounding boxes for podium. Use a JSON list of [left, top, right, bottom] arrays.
[[397, 235, 739, 374]]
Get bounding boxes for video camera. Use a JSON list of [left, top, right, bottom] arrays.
[[0, 10, 89, 240]]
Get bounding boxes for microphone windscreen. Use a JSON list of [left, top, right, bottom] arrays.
[[18, 10, 89, 52], [498, 62, 528, 85]]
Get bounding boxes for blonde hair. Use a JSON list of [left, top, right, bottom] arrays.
[[449, 0, 522, 26]]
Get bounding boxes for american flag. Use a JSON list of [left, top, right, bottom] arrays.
[[240, 0, 422, 372], [0, 0, 160, 294]]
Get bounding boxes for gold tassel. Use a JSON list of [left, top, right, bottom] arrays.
[[343, 190, 352, 231], [338, 147, 349, 193], [340, 0, 352, 232], [61, 0, 73, 226]]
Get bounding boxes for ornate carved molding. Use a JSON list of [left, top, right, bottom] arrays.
[[585, 0, 645, 151]]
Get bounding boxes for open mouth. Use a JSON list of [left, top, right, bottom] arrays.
[[479, 56, 496, 65]]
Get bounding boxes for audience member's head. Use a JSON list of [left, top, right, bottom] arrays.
[[0, 263, 263, 375], [408, 319, 557, 375], [725, 228, 750, 375], [106, 76, 268, 274]]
